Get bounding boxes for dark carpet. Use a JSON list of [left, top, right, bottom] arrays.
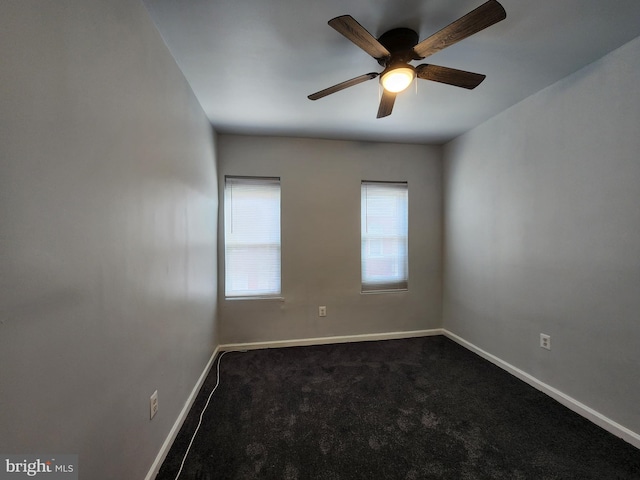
[[156, 336, 640, 479]]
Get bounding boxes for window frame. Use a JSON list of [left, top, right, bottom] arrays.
[[223, 175, 282, 299], [361, 180, 409, 293]]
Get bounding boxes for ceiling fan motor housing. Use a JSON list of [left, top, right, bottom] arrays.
[[376, 28, 421, 67]]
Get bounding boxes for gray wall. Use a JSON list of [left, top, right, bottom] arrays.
[[443, 36, 640, 435], [0, 1, 219, 479], [217, 135, 443, 344]]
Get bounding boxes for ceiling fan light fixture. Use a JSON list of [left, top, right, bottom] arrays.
[[310, 1, 507, 117], [380, 66, 416, 93]]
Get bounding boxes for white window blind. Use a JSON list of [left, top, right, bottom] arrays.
[[361, 181, 408, 292], [224, 176, 281, 297]]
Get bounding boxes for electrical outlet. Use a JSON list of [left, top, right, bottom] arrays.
[[150, 390, 159, 419], [540, 333, 551, 350], [318, 306, 326, 317]]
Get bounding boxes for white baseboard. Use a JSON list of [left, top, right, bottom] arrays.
[[219, 328, 444, 352], [145, 346, 220, 480], [443, 330, 640, 450]]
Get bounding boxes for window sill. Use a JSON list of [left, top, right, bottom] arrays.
[[225, 296, 285, 302], [361, 289, 408, 295]]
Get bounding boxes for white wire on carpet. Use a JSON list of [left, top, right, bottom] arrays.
[[174, 350, 232, 480]]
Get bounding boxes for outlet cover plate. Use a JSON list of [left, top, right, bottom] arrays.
[[150, 390, 159, 419], [540, 334, 551, 350]]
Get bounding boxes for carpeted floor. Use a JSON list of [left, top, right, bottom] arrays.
[[156, 336, 640, 479]]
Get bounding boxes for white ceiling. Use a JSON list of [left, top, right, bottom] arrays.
[[142, 0, 640, 144]]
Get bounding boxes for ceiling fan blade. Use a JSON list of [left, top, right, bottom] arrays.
[[328, 15, 391, 60], [308, 72, 379, 100], [416, 64, 486, 89], [377, 90, 397, 118], [413, 0, 506, 59]]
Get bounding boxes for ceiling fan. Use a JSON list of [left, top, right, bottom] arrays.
[[308, 0, 506, 118]]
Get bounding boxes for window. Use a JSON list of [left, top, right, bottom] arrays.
[[224, 176, 281, 298], [361, 181, 408, 292]]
